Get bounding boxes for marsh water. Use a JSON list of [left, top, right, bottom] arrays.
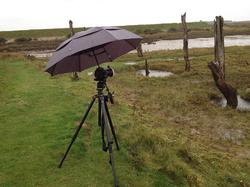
[[28, 35, 250, 58], [124, 62, 137, 65], [137, 70, 174, 77], [142, 35, 250, 52], [212, 95, 250, 111]]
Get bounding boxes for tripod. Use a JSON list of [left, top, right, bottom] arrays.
[[58, 78, 120, 187]]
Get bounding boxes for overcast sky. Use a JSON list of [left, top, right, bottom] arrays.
[[1, 0, 250, 31]]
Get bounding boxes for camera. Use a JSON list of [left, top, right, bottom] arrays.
[[94, 66, 114, 81]]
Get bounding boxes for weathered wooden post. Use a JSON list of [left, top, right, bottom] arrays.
[[136, 42, 143, 58], [69, 20, 80, 80], [208, 16, 238, 108], [145, 59, 149, 76], [136, 43, 149, 76], [181, 12, 190, 71], [214, 16, 225, 79], [69, 20, 74, 36]]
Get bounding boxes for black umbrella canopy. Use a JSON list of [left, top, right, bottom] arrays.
[[45, 27, 142, 76]]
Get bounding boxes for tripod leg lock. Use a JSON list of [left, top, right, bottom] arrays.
[[102, 141, 114, 152]]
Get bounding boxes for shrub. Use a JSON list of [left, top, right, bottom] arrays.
[[66, 33, 71, 38], [143, 28, 161, 35], [135, 29, 143, 34], [168, 27, 177, 32], [15, 37, 32, 43], [0, 37, 7, 44]]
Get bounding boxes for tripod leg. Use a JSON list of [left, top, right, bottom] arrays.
[[58, 96, 96, 168], [100, 99, 107, 151], [98, 98, 101, 127], [104, 100, 120, 151], [101, 98, 119, 187]]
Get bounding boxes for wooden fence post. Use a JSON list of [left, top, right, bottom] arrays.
[[214, 16, 225, 79], [136, 43, 143, 58], [145, 59, 149, 76], [208, 16, 237, 108], [69, 20, 75, 36], [181, 12, 190, 71], [136, 43, 150, 77], [69, 20, 80, 80]]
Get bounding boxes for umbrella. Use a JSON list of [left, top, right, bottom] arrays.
[[45, 26, 142, 76]]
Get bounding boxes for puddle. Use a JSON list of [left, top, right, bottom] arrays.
[[124, 62, 137, 65], [27, 50, 54, 58], [137, 70, 174, 77], [211, 95, 250, 111], [87, 72, 93, 76]]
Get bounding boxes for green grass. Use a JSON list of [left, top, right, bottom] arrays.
[[0, 46, 250, 186], [0, 57, 155, 186]]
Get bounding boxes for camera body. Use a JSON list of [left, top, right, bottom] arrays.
[[94, 66, 114, 82]]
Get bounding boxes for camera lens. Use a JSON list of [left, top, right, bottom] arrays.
[[106, 66, 114, 78]]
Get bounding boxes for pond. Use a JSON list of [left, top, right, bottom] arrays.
[[28, 35, 250, 58], [27, 50, 54, 58]]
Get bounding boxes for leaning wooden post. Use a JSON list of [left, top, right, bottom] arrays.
[[69, 20, 80, 80], [208, 16, 237, 108], [137, 43, 149, 76], [181, 12, 190, 71], [214, 16, 225, 79]]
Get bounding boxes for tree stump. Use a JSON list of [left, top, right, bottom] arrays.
[[208, 16, 237, 109], [181, 12, 190, 71], [208, 62, 238, 108], [136, 42, 150, 77]]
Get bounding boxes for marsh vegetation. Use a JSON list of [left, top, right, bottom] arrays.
[[0, 46, 249, 186]]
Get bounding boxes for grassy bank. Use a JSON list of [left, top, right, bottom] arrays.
[[1, 21, 250, 52], [1, 21, 250, 42], [0, 46, 250, 186]]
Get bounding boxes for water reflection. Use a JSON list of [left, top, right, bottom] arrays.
[[211, 95, 250, 111]]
